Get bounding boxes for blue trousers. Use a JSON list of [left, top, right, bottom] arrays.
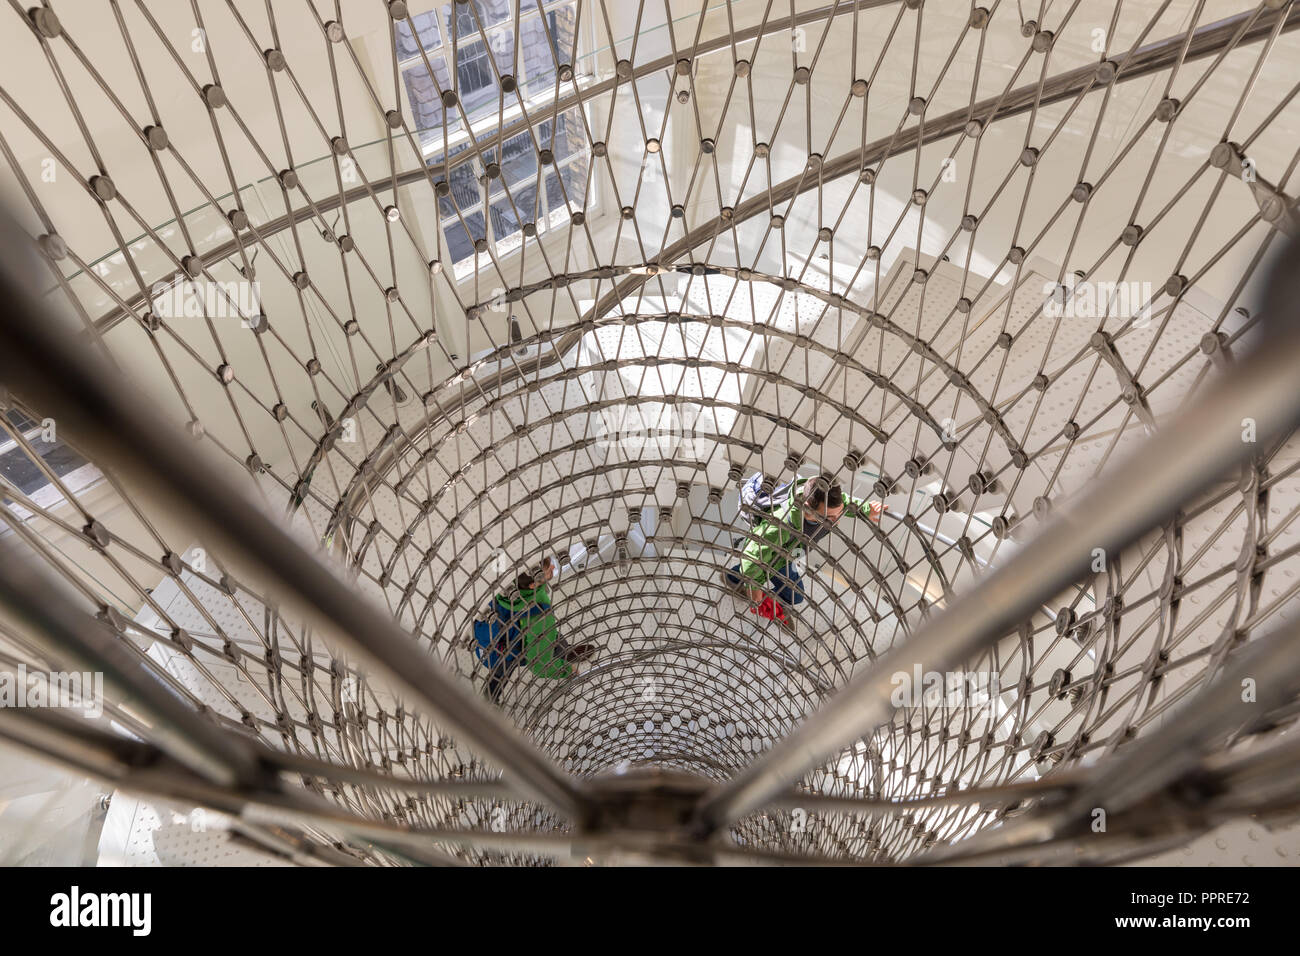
[[725, 562, 805, 606]]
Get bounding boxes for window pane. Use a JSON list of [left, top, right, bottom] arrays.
[[514, 183, 540, 225], [550, 2, 578, 60], [401, 3, 562, 147], [558, 154, 589, 209], [440, 148, 483, 217], [487, 27, 515, 75], [521, 4, 575, 94], [544, 169, 565, 215], [0, 411, 89, 498], [443, 0, 511, 37], [490, 182, 539, 239], [395, 10, 441, 60], [402, 58, 457, 143], [443, 210, 486, 263], [477, 0, 512, 29], [3, 409, 37, 432], [500, 130, 537, 188], [520, 15, 557, 90], [490, 195, 522, 242], [451, 31, 516, 118], [442, 2, 474, 38], [553, 106, 585, 162], [398, 1, 587, 271], [455, 40, 493, 101]]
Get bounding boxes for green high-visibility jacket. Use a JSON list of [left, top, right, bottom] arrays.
[[492, 585, 572, 679], [738, 475, 879, 585]]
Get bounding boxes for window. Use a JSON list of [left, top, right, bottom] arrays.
[[395, 1, 577, 146], [0, 409, 91, 500], [520, 5, 577, 98], [394, 1, 589, 273], [435, 107, 591, 272]]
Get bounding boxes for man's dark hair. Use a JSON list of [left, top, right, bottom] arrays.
[[803, 476, 844, 510], [515, 559, 551, 593]]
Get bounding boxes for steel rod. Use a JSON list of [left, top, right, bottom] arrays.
[[0, 211, 590, 821], [0, 533, 262, 788], [694, 237, 1300, 832], [85, 0, 905, 336]]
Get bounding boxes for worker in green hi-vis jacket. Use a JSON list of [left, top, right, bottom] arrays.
[[474, 558, 594, 702]]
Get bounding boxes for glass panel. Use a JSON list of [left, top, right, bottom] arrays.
[[549, 1, 578, 61], [500, 129, 538, 188], [490, 182, 539, 238], [440, 148, 483, 217], [487, 27, 516, 77], [477, 0, 513, 29], [402, 56, 457, 143], [398, 0, 587, 270], [0, 410, 90, 498], [443, 210, 486, 263], [442, 2, 475, 38], [520, 13, 558, 90], [453, 39, 496, 115], [490, 194, 522, 242], [561, 153, 589, 207], [553, 106, 585, 161], [544, 169, 565, 215], [514, 183, 540, 225], [3, 409, 37, 433], [395, 10, 442, 60], [443, 0, 511, 36], [450, 31, 515, 118], [402, 2, 566, 146]]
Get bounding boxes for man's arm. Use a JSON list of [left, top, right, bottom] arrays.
[[844, 493, 886, 524]]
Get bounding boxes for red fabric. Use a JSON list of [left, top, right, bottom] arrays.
[[749, 596, 787, 623]]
